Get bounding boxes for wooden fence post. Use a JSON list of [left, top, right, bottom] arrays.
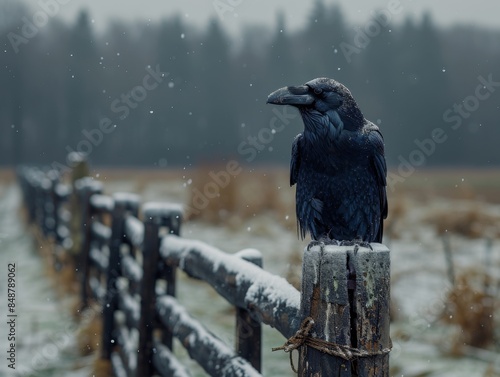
[[27, 172, 37, 223], [137, 203, 183, 377], [34, 171, 46, 234], [235, 249, 263, 372], [162, 210, 181, 351], [298, 243, 391, 377], [40, 177, 52, 237], [46, 170, 59, 239], [77, 178, 103, 309], [102, 194, 134, 359], [136, 207, 161, 377]]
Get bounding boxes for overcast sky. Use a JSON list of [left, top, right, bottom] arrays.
[[21, 0, 500, 34]]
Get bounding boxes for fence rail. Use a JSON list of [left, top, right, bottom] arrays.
[[17, 165, 391, 377]]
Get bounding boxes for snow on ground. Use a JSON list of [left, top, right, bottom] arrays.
[[1, 171, 500, 376], [0, 184, 94, 377]]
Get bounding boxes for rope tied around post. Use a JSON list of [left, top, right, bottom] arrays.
[[272, 317, 392, 373]]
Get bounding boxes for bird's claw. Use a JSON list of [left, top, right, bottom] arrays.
[[307, 237, 339, 251], [307, 240, 324, 251], [338, 239, 373, 251], [308, 239, 373, 251]]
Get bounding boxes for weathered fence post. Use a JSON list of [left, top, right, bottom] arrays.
[[69, 154, 90, 263], [235, 249, 263, 372], [76, 178, 103, 309], [298, 243, 391, 376], [25, 171, 38, 224], [17, 168, 32, 223], [161, 207, 181, 351], [148, 204, 182, 351], [46, 170, 59, 239], [40, 176, 52, 237], [137, 203, 183, 377], [102, 193, 140, 359], [33, 171, 46, 234]]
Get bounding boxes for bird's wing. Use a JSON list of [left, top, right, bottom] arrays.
[[290, 133, 303, 186], [298, 196, 324, 240], [367, 123, 388, 241]]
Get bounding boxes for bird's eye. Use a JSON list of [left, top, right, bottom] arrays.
[[314, 88, 323, 95]]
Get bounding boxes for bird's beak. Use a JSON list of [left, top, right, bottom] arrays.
[[267, 85, 314, 106]]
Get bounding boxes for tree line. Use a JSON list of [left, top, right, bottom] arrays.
[[1, 0, 499, 169]]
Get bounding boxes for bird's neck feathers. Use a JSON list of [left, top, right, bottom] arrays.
[[300, 105, 364, 145], [300, 110, 328, 139], [337, 102, 364, 132]]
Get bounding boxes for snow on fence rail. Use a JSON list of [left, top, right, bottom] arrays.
[[17, 166, 392, 377]]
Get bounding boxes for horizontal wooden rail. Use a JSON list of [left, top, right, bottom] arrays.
[[75, 177, 103, 198], [89, 276, 106, 301], [91, 221, 112, 242], [156, 295, 262, 377], [124, 215, 144, 248], [89, 247, 108, 272], [90, 194, 115, 213], [110, 352, 128, 377], [117, 286, 140, 330], [160, 235, 301, 339], [121, 255, 142, 283], [152, 340, 193, 377], [114, 320, 138, 375]]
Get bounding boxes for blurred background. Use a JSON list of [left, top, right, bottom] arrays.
[[0, 0, 499, 167], [1, 0, 500, 376]]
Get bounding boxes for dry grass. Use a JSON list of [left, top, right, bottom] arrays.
[[285, 246, 303, 290], [92, 358, 113, 377], [442, 268, 496, 353], [484, 364, 500, 377], [186, 165, 295, 227], [76, 305, 104, 356], [0, 168, 15, 183], [391, 168, 500, 203], [426, 207, 500, 239], [83, 167, 500, 236], [186, 164, 239, 223], [384, 194, 408, 240]]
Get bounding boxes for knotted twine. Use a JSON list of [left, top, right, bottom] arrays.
[[272, 317, 392, 373]]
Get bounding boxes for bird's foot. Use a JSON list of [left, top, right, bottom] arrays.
[[338, 239, 373, 251], [307, 237, 338, 251], [307, 239, 324, 251]]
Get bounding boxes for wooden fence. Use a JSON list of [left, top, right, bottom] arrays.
[[17, 166, 391, 377]]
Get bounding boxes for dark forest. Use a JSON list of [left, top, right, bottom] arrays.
[[1, 0, 499, 169]]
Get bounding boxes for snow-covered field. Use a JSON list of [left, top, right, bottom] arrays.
[[1, 168, 499, 376], [0, 183, 94, 377]]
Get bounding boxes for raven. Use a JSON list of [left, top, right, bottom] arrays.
[[267, 77, 387, 243]]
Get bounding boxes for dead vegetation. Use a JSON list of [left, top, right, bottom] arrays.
[[442, 268, 497, 354], [186, 165, 295, 229], [426, 206, 500, 239], [384, 194, 408, 240], [92, 358, 114, 377], [76, 305, 104, 356], [484, 364, 500, 377], [285, 246, 303, 290]]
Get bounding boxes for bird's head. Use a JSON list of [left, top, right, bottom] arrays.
[[267, 77, 364, 140]]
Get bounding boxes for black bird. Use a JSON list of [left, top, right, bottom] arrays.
[[267, 77, 387, 243]]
